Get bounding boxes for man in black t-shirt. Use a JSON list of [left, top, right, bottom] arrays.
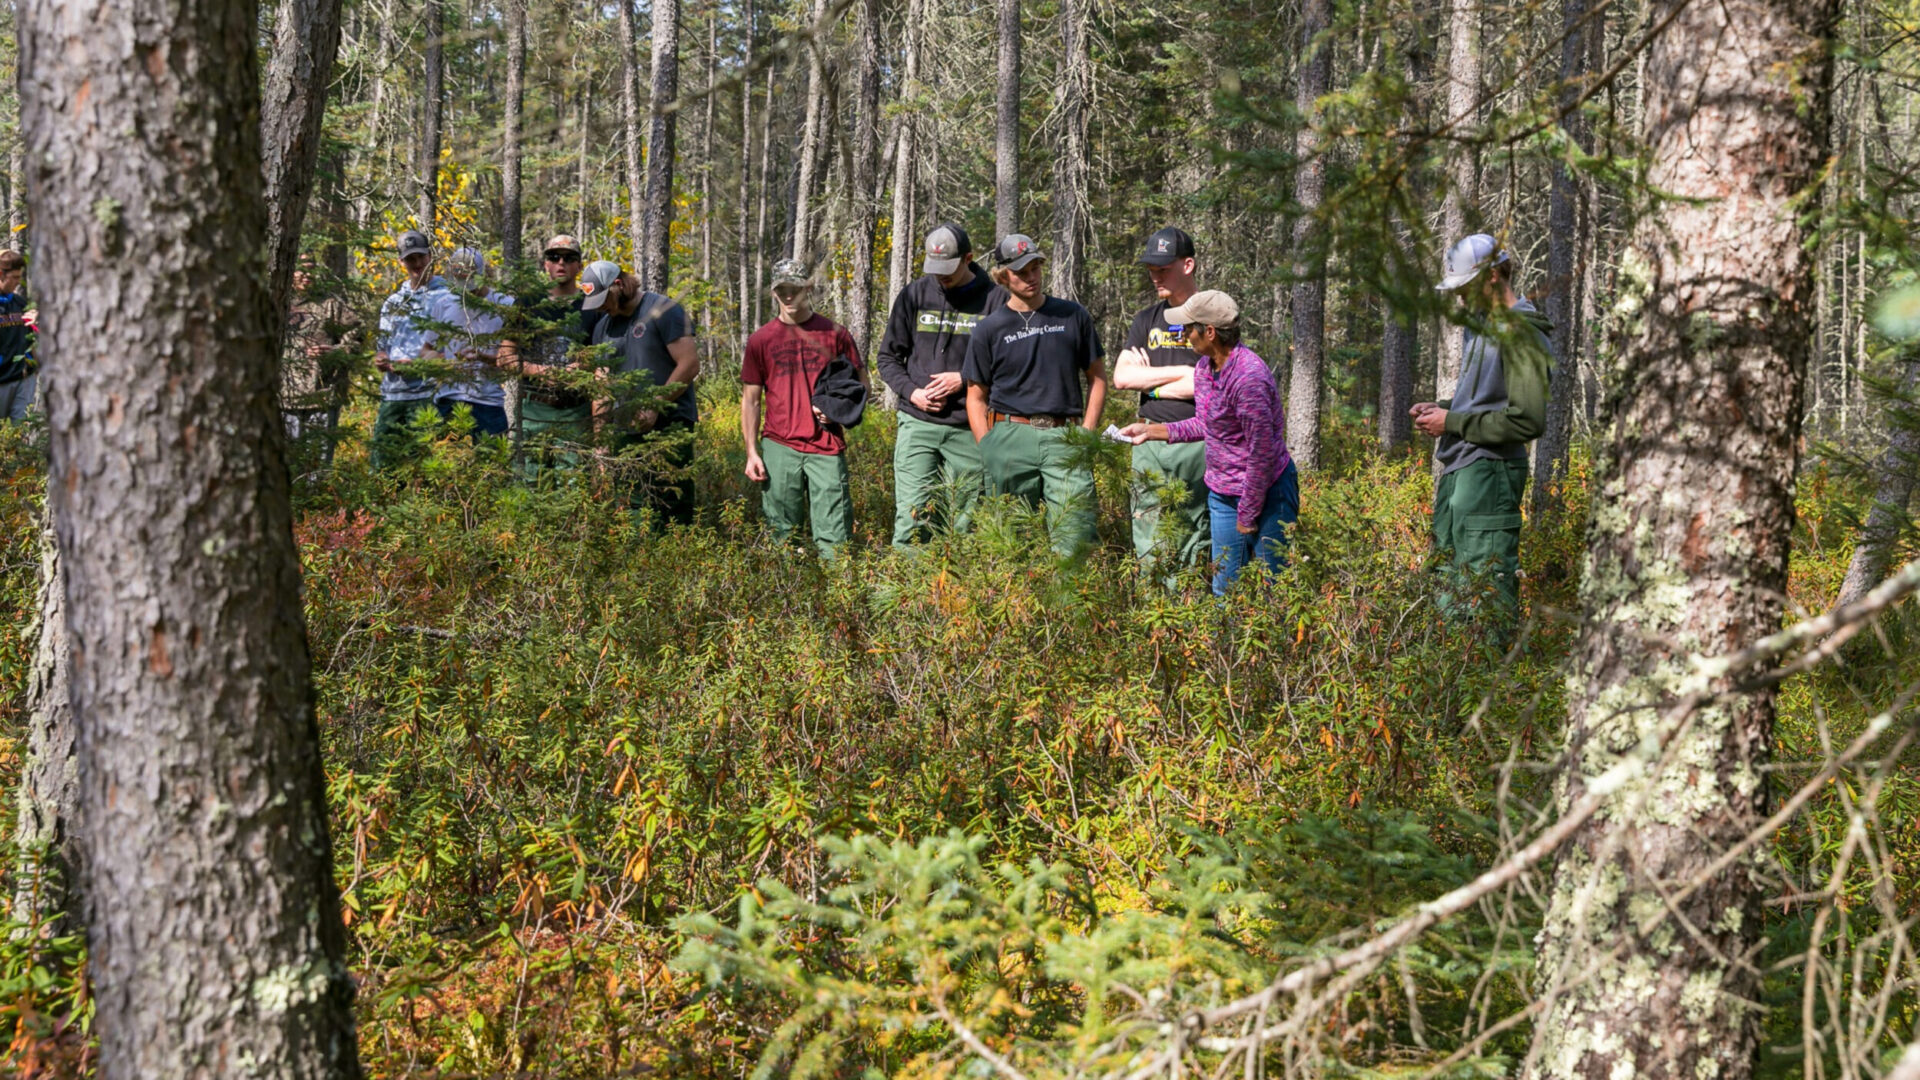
[[876, 223, 1007, 547], [962, 234, 1108, 558], [581, 260, 700, 526], [1113, 227, 1209, 580]]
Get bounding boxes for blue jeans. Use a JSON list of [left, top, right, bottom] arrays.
[[1208, 462, 1299, 595], [436, 399, 510, 439]]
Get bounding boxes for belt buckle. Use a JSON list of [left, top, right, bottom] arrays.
[[1031, 415, 1060, 429]]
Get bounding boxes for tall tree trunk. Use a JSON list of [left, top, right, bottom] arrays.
[[700, 7, 716, 283], [1049, 0, 1089, 303], [886, 0, 923, 307], [501, 0, 526, 264], [1435, 0, 1480, 402], [1532, 0, 1591, 515], [642, 0, 680, 291], [737, 0, 756, 348], [1380, 3, 1434, 453], [261, 0, 345, 336], [619, 0, 646, 266], [993, 0, 1020, 239], [790, 0, 830, 264], [7, 143, 23, 248], [754, 65, 773, 324], [1287, 0, 1330, 472], [848, 0, 881, 358], [420, 0, 443, 231], [575, 80, 592, 239], [19, 0, 364, 1070], [13, 511, 77, 933], [1837, 349, 1920, 606], [1525, 3, 1838, 1078]]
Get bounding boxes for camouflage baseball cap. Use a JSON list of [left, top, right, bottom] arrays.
[[771, 258, 814, 288]]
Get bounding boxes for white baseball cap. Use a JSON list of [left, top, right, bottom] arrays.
[[1436, 233, 1510, 291]]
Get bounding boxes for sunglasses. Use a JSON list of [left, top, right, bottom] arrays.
[[544, 251, 582, 263]]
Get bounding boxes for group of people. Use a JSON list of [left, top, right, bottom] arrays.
[[359, 217, 1552, 612]]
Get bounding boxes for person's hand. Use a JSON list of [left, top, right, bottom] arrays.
[[632, 408, 659, 434], [1120, 422, 1162, 444], [1237, 521, 1257, 535], [1409, 401, 1436, 418], [910, 387, 943, 411], [305, 342, 326, 360], [926, 371, 964, 399], [374, 352, 393, 373], [1413, 406, 1448, 438], [812, 406, 829, 426], [744, 453, 768, 482]]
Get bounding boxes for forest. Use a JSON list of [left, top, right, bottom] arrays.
[[0, 0, 1918, 1076]]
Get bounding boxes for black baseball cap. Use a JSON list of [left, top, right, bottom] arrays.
[[1139, 226, 1196, 267]]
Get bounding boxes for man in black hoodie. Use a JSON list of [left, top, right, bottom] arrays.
[[0, 251, 35, 424], [876, 223, 1006, 548]]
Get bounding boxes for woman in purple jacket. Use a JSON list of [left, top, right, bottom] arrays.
[[1122, 290, 1298, 594]]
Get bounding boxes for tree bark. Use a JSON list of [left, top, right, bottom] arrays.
[[13, 509, 77, 934], [737, 0, 756, 348], [790, 0, 831, 264], [261, 0, 345, 338], [501, 0, 526, 264], [1836, 349, 1920, 606], [1533, 0, 1592, 515], [886, 0, 923, 309], [1525, 3, 1838, 1078], [700, 8, 716, 283], [994, 0, 1020, 239], [1287, 0, 1330, 472], [618, 0, 646, 267], [419, 0, 444, 231], [642, 0, 680, 292], [18, 0, 364, 1071], [847, 0, 882, 358], [1049, 0, 1089, 304], [1435, 0, 1480, 402], [7, 143, 24, 249]]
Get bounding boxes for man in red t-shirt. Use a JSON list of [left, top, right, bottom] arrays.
[[741, 259, 866, 556]]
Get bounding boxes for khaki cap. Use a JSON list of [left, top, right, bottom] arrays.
[[1164, 289, 1239, 327]]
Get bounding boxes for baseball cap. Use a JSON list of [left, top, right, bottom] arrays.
[[579, 260, 624, 310], [396, 230, 432, 259], [923, 224, 971, 275], [992, 234, 1044, 272], [1138, 226, 1196, 267], [446, 247, 487, 278], [1164, 289, 1239, 327], [542, 234, 582, 259], [771, 258, 814, 288], [1436, 233, 1510, 291]]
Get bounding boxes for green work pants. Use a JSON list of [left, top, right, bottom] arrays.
[[980, 420, 1097, 559], [1432, 456, 1528, 625], [517, 397, 592, 482], [891, 414, 985, 547], [370, 398, 436, 472], [760, 438, 854, 558], [1130, 438, 1210, 579]]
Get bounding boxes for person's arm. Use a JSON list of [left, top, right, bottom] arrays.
[[660, 334, 699, 402], [741, 384, 768, 481], [1081, 354, 1108, 431], [966, 382, 992, 442], [1233, 379, 1279, 532], [1443, 334, 1549, 446], [875, 291, 921, 402], [1111, 347, 1194, 392], [1163, 416, 1206, 443]]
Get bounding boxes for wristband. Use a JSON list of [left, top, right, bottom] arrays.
[[1145, 387, 1158, 400]]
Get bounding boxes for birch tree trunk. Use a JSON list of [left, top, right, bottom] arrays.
[[886, 0, 923, 306], [261, 0, 343, 336], [700, 9, 716, 283], [1287, 0, 1330, 472], [848, 0, 882, 358], [1836, 349, 1920, 606], [420, 0, 444, 231], [618, 0, 646, 266], [501, 0, 526, 264], [994, 0, 1020, 238], [642, 0, 680, 291], [1525, 4, 1838, 1077], [1533, 0, 1591, 515], [790, 0, 830, 264], [6, 143, 23, 246], [737, 0, 756, 348], [18, 0, 364, 1070], [1435, 0, 1480, 402]]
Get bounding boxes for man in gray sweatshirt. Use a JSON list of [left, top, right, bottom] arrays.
[[1409, 233, 1553, 627]]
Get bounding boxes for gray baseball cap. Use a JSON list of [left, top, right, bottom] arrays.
[[923, 224, 971, 276], [397, 230, 432, 259], [579, 260, 623, 310], [991, 234, 1044, 272], [446, 247, 488, 279], [1436, 233, 1510, 291]]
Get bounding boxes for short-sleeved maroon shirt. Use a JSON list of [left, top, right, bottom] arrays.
[[742, 313, 863, 455]]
